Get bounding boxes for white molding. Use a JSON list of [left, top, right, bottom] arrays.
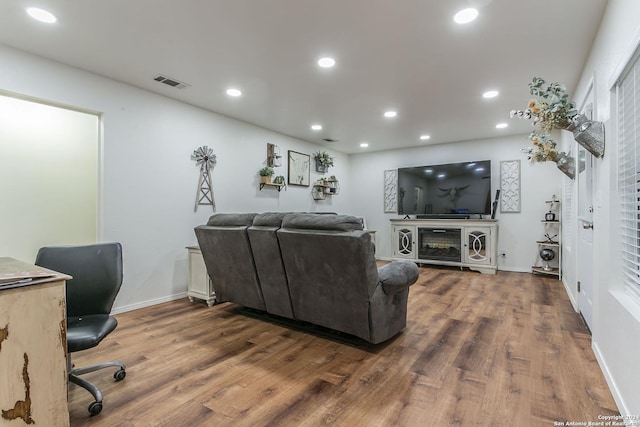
[[497, 266, 531, 273], [609, 24, 640, 89], [593, 341, 629, 416], [111, 291, 187, 315], [562, 277, 578, 311], [577, 75, 596, 118]]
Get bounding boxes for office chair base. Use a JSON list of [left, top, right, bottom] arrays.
[[68, 355, 126, 416], [88, 401, 103, 416]]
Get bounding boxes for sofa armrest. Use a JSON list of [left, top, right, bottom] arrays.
[[377, 260, 419, 295]]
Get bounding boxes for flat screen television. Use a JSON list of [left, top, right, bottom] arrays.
[[397, 160, 492, 217]]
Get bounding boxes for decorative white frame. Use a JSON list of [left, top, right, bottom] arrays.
[[500, 160, 521, 213], [383, 170, 398, 212]]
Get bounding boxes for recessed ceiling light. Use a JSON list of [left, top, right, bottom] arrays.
[[311, 124, 322, 131], [483, 90, 499, 99], [384, 111, 397, 118], [454, 8, 478, 24], [419, 135, 431, 140], [226, 88, 242, 97], [26, 7, 57, 23], [360, 143, 369, 148], [317, 57, 336, 68], [496, 123, 508, 129]]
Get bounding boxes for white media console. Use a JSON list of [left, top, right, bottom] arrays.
[[390, 218, 498, 274]]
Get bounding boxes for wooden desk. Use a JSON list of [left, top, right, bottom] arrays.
[[0, 257, 70, 426]]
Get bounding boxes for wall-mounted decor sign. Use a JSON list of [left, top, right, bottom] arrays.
[[500, 160, 520, 213], [191, 146, 216, 212], [288, 150, 310, 186], [384, 170, 398, 213]]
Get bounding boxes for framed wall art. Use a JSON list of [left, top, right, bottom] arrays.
[[288, 150, 310, 186]]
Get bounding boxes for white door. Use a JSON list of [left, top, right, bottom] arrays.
[[577, 145, 594, 331]]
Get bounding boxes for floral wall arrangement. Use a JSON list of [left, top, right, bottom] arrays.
[[313, 151, 334, 173], [511, 77, 605, 179]]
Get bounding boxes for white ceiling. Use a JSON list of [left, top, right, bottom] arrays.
[[0, 0, 607, 154]]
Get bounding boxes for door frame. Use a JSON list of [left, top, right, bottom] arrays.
[[575, 78, 596, 331]]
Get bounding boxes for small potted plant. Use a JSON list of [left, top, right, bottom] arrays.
[[312, 185, 326, 200], [313, 151, 334, 173], [273, 175, 285, 186], [259, 166, 274, 184]]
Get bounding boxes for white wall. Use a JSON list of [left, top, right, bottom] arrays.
[[0, 94, 99, 262], [567, 0, 640, 415], [348, 135, 563, 272], [0, 44, 349, 312]]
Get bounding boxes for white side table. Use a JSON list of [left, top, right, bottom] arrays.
[[366, 230, 376, 247], [186, 246, 216, 306]]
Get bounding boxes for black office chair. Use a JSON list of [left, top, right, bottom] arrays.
[[35, 242, 126, 416]]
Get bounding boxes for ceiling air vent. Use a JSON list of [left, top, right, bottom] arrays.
[[153, 74, 190, 89], [322, 138, 338, 143]]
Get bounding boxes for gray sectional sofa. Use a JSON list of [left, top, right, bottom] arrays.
[[194, 212, 419, 344]]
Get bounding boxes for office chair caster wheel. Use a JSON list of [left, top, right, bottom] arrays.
[[114, 369, 126, 381], [88, 401, 102, 416]]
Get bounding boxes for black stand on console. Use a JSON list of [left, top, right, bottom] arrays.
[[491, 189, 500, 219]]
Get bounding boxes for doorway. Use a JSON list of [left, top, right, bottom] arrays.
[[0, 92, 100, 262]]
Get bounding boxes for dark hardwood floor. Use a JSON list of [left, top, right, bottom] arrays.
[[68, 266, 618, 426]]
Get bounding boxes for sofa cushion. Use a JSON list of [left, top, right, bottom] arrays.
[[248, 212, 294, 318], [252, 212, 290, 227], [282, 213, 364, 232], [206, 213, 257, 226]]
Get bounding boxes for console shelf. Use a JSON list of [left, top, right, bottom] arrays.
[[390, 219, 498, 274], [533, 199, 561, 278]]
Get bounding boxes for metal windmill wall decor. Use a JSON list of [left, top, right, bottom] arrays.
[[191, 146, 217, 212]]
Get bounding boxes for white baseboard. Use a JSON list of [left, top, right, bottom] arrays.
[[111, 291, 187, 315], [376, 257, 531, 274], [593, 340, 629, 416], [496, 266, 531, 273], [562, 277, 578, 311]]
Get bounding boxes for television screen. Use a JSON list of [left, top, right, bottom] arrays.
[[397, 160, 491, 216]]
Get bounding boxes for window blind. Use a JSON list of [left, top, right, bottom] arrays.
[[617, 47, 640, 303]]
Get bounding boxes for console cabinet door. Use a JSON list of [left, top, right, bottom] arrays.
[[187, 246, 216, 306], [463, 227, 492, 265], [392, 225, 416, 259]]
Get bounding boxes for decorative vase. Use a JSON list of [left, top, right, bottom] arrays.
[[554, 152, 575, 179], [540, 248, 556, 271], [565, 114, 605, 158]]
